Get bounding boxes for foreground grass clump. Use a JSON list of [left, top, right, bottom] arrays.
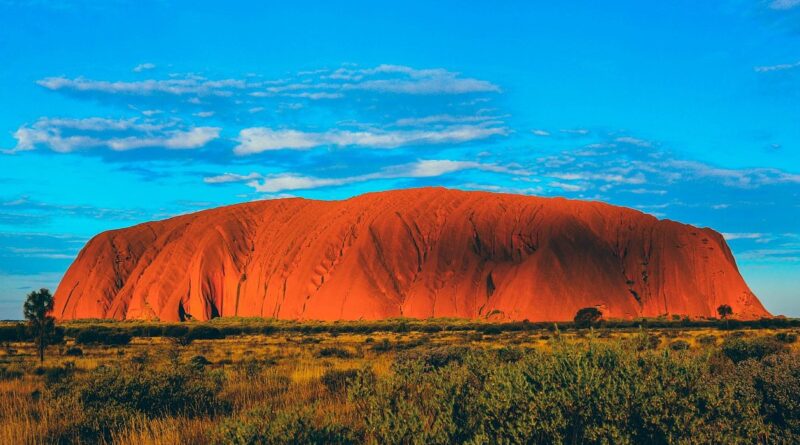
[[48, 362, 228, 443], [1, 322, 799, 444]]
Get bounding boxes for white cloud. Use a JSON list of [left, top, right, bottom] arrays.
[[107, 127, 220, 151], [549, 182, 585, 192], [559, 129, 590, 135], [345, 77, 497, 95], [769, 0, 800, 10], [548, 172, 647, 185], [7, 247, 75, 259], [615, 136, 653, 148], [249, 174, 347, 192], [133, 63, 156, 73], [323, 64, 501, 94], [193, 111, 215, 118], [38, 76, 251, 97], [532, 129, 550, 137], [204, 172, 263, 184], [754, 60, 800, 72], [286, 92, 343, 100], [665, 160, 800, 187], [233, 125, 508, 155], [5, 117, 220, 153], [394, 114, 501, 127], [627, 188, 667, 195], [244, 159, 526, 192], [39, 64, 500, 100], [721, 232, 765, 241]]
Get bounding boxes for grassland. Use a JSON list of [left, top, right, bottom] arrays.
[[0, 318, 799, 444]]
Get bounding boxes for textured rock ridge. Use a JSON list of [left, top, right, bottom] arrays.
[[53, 187, 769, 321]]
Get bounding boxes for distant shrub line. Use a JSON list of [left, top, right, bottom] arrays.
[[1, 316, 798, 343]]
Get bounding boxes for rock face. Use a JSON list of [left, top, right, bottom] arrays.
[[53, 188, 769, 322]]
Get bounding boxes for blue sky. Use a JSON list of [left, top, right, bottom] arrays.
[[0, 0, 798, 319]]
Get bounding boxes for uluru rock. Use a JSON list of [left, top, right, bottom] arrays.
[[53, 187, 769, 322]]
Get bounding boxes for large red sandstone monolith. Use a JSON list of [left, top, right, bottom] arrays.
[[53, 187, 769, 322]]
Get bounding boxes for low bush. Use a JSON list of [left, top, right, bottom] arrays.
[[213, 405, 357, 445], [776, 332, 798, 344], [408, 345, 472, 369], [162, 325, 190, 338], [189, 355, 212, 369], [316, 347, 353, 359], [0, 323, 29, 342], [50, 362, 229, 442], [669, 340, 691, 351], [74, 327, 132, 346], [722, 336, 788, 363], [186, 325, 225, 341], [0, 364, 24, 380], [43, 363, 75, 384], [371, 338, 392, 352], [697, 335, 717, 346], [64, 346, 83, 356], [321, 368, 361, 394], [54, 363, 229, 417], [496, 346, 524, 363]]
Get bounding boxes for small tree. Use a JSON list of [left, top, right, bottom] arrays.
[[574, 307, 603, 327], [717, 304, 733, 320], [23, 288, 56, 364]]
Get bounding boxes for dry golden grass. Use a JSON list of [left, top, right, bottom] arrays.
[[111, 416, 211, 445]]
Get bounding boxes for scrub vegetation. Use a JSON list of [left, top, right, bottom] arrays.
[[0, 317, 799, 444]]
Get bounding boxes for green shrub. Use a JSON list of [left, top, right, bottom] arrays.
[[316, 347, 353, 359], [321, 368, 362, 394], [669, 340, 691, 351], [48, 363, 228, 443], [745, 353, 800, 440], [213, 405, 357, 445], [240, 357, 268, 380], [162, 325, 190, 338], [189, 355, 212, 369], [372, 338, 392, 352], [0, 365, 24, 380], [480, 324, 503, 335], [0, 323, 29, 341], [697, 335, 717, 346], [574, 307, 603, 327], [496, 346, 524, 363], [52, 363, 229, 418], [43, 363, 75, 384], [405, 345, 472, 369], [634, 332, 661, 351], [722, 336, 788, 363], [74, 327, 131, 345], [65, 346, 83, 356], [776, 332, 798, 344], [219, 326, 244, 336], [186, 325, 225, 341]]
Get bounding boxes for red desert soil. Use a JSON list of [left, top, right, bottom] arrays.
[[53, 187, 769, 322]]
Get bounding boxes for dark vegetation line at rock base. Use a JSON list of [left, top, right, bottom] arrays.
[[2, 316, 798, 344]]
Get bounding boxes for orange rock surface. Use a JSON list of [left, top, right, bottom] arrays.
[[53, 187, 770, 322]]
